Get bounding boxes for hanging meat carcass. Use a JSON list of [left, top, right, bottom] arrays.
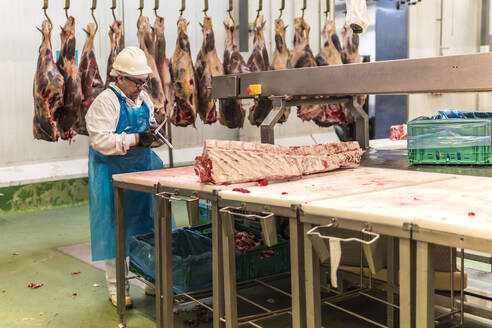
[[170, 17, 198, 127], [291, 18, 321, 122], [77, 22, 104, 135], [313, 19, 347, 127], [271, 18, 291, 70], [137, 16, 166, 123], [33, 20, 64, 142], [247, 15, 275, 127], [269, 17, 291, 123], [341, 24, 366, 107], [220, 15, 248, 128], [105, 19, 124, 88], [56, 16, 83, 140], [195, 15, 223, 124], [154, 16, 174, 124]]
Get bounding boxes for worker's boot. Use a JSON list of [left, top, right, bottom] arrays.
[[144, 286, 156, 296], [109, 294, 133, 308]]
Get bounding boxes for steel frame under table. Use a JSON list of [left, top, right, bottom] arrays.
[[112, 166, 251, 328]]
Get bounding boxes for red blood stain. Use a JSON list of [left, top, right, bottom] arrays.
[[258, 180, 268, 186], [398, 202, 408, 206], [232, 188, 251, 194], [189, 79, 194, 86], [71, 271, 81, 275], [376, 183, 384, 186], [221, 182, 231, 186], [413, 197, 420, 201], [281, 192, 288, 195], [322, 160, 329, 168], [362, 183, 371, 185], [27, 283, 43, 289], [468, 212, 475, 216]]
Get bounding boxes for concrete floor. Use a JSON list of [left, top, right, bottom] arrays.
[[0, 204, 490, 328]]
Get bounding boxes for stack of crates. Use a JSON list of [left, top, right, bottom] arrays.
[[407, 118, 492, 165]]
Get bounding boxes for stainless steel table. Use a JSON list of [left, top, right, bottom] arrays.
[[218, 167, 454, 328], [300, 150, 492, 328], [112, 166, 255, 328]]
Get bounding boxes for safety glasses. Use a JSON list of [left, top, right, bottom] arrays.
[[125, 76, 149, 88]]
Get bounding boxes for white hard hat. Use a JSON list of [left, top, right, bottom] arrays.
[[110, 46, 152, 78]]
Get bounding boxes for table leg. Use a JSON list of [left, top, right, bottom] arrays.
[[304, 223, 321, 328], [399, 238, 412, 328], [416, 241, 435, 328], [212, 200, 225, 328], [289, 217, 306, 328], [153, 194, 164, 327], [222, 209, 238, 328], [114, 187, 126, 326], [386, 237, 397, 328], [162, 197, 174, 328]]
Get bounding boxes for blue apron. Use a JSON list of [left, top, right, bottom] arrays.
[[88, 87, 165, 261]]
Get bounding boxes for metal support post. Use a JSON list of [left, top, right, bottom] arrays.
[[114, 187, 126, 326], [260, 96, 287, 144], [345, 96, 369, 149], [386, 237, 398, 328], [167, 120, 174, 168], [289, 215, 306, 328], [221, 208, 238, 328], [153, 191, 164, 327], [416, 241, 435, 328], [155, 192, 175, 328], [304, 223, 321, 328], [399, 238, 412, 328], [212, 199, 225, 328]]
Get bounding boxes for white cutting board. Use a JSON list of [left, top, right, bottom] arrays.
[[369, 138, 407, 150], [218, 167, 455, 208], [112, 166, 252, 193], [302, 176, 492, 241]]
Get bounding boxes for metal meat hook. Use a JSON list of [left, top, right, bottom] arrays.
[[278, 0, 285, 19], [154, 0, 159, 17], [179, 0, 185, 17], [203, 0, 208, 16], [64, 0, 70, 19], [255, 0, 263, 21], [111, 0, 117, 21], [137, 0, 144, 29], [227, 0, 234, 23], [91, 0, 98, 33], [39, 0, 53, 32]]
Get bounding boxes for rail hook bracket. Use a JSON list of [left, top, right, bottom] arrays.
[[301, 0, 306, 19]]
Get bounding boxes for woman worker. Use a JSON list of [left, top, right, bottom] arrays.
[[86, 46, 164, 307]]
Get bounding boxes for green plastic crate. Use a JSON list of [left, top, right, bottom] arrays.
[[188, 221, 290, 281], [407, 119, 492, 165]]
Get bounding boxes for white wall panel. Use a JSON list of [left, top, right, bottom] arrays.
[[1, 0, 370, 167], [408, 0, 484, 121]]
